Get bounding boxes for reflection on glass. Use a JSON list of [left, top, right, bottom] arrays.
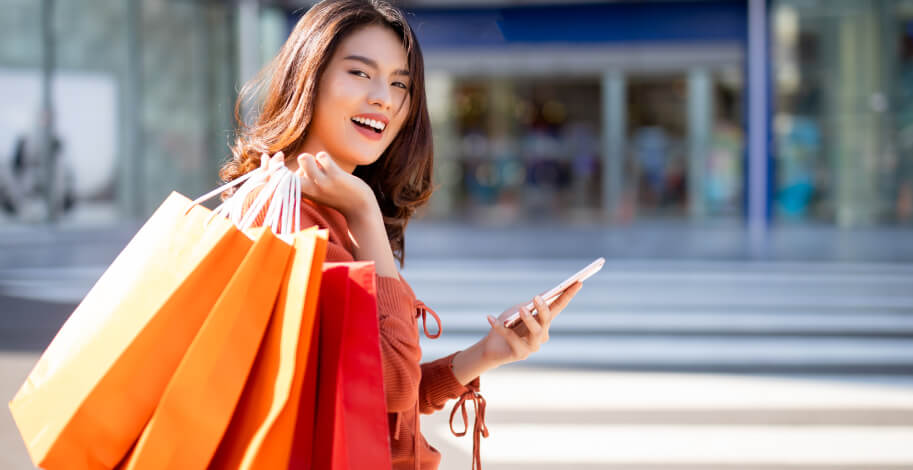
[[448, 79, 602, 224], [773, 0, 913, 226]]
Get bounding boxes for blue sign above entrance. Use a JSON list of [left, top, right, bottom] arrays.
[[406, 1, 748, 48]]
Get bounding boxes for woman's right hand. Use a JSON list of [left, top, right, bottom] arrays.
[[259, 151, 375, 218], [259, 150, 399, 277]]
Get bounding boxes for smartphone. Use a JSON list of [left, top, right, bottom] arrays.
[[503, 257, 605, 329]]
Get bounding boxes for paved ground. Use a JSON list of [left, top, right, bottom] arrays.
[[423, 367, 913, 470], [1, 351, 36, 470], [2, 219, 913, 468], [7, 349, 912, 469]]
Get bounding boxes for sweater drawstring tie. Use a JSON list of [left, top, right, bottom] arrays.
[[449, 384, 488, 470], [412, 300, 442, 470], [413, 402, 421, 470], [392, 411, 402, 440], [415, 300, 442, 339]]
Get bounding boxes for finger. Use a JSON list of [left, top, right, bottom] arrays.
[[294, 153, 313, 190], [549, 282, 582, 316], [494, 324, 532, 361], [269, 151, 284, 172], [532, 295, 552, 325], [497, 304, 523, 323], [491, 315, 531, 360], [296, 152, 311, 167], [300, 153, 327, 185], [259, 153, 269, 171], [315, 151, 337, 174], [296, 153, 315, 178], [519, 305, 544, 338], [510, 320, 530, 338]]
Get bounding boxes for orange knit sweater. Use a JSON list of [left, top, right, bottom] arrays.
[[245, 193, 486, 470]]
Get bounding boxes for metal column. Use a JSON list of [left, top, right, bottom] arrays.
[[687, 67, 712, 220], [40, 0, 57, 222], [237, 0, 260, 123], [602, 70, 626, 220], [747, 0, 770, 252]]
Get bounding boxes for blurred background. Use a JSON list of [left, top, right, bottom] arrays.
[[2, 0, 913, 469]]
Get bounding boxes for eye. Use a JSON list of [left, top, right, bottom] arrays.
[[349, 69, 369, 79], [392, 81, 408, 90]]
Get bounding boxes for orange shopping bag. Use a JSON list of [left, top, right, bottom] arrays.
[[8, 192, 253, 470], [208, 228, 328, 470], [120, 226, 293, 470]]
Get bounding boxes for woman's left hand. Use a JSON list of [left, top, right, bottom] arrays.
[[480, 282, 583, 367]]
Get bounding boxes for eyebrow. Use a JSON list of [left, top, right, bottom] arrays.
[[343, 55, 409, 77]]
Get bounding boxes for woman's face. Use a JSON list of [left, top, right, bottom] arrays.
[[305, 24, 411, 173]]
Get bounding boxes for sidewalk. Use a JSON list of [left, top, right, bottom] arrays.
[[3, 216, 913, 265], [404, 220, 913, 262], [425, 366, 913, 470]]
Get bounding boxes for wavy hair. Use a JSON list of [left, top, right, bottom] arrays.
[[219, 0, 433, 266]]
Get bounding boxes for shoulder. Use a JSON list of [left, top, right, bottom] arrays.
[[300, 198, 357, 260]]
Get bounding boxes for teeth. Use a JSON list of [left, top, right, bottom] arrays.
[[352, 116, 385, 131]]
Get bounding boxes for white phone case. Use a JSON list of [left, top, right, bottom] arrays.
[[503, 257, 604, 328]]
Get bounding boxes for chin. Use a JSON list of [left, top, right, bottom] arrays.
[[357, 148, 387, 165], [339, 148, 383, 168]]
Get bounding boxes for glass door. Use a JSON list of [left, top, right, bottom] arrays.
[[622, 74, 689, 219]]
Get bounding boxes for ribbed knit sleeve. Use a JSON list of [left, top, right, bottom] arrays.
[[418, 352, 480, 415], [376, 276, 423, 413]]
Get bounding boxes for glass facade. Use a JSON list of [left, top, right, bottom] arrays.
[[620, 70, 744, 221], [414, 2, 748, 225], [424, 67, 745, 224], [440, 77, 603, 224], [2, 0, 910, 230], [772, 0, 913, 226], [0, 0, 238, 222]]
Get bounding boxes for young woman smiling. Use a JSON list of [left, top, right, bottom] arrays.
[[220, 1, 582, 469]]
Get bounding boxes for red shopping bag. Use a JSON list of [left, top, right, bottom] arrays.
[[303, 262, 391, 470], [8, 192, 252, 470]]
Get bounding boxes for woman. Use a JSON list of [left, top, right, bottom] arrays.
[[220, 1, 582, 469]]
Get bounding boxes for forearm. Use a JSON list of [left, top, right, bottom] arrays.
[[346, 202, 399, 278], [451, 338, 501, 386]]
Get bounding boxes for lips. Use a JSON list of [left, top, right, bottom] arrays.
[[351, 119, 383, 141], [350, 113, 388, 141]]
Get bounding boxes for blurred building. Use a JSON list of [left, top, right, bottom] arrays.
[[0, 0, 911, 230]]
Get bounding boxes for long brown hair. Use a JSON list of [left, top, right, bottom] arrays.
[[220, 0, 433, 266]]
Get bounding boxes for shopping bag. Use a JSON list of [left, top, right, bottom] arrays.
[[8, 192, 253, 470], [208, 228, 328, 470], [120, 226, 293, 470], [309, 262, 392, 470], [286, 292, 323, 470]]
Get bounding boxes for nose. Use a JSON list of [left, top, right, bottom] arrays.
[[367, 81, 393, 111]]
